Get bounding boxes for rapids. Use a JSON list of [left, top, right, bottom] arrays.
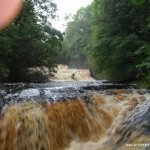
[[0, 80, 150, 150]]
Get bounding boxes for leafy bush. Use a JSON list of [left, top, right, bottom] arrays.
[[27, 71, 49, 83], [0, 61, 9, 82]]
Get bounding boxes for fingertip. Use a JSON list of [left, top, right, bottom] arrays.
[[0, 0, 23, 30]]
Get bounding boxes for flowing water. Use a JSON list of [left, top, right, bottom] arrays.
[[0, 79, 150, 150]]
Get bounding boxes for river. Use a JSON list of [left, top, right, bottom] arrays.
[[0, 66, 150, 150]]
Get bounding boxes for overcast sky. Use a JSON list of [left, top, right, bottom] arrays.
[[52, 0, 93, 32]]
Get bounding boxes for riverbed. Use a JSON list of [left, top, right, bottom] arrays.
[[0, 79, 149, 150], [0, 67, 149, 150]]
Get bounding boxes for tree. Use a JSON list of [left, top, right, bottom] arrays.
[[0, 0, 63, 82], [60, 6, 93, 68], [90, 0, 150, 82], [63, 0, 150, 87]]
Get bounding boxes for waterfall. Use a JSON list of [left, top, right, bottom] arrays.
[[0, 82, 149, 150]]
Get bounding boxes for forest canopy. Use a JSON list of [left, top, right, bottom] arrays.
[[62, 0, 150, 87], [0, 0, 150, 87], [0, 0, 63, 82]]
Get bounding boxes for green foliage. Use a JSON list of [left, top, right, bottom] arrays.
[[59, 6, 93, 68], [27, 71, 49, 83], [90, 0, 150, 82], [0, 61, 9, 81], [132, 0, 145, 5], [0, 0, 63, 82], [63, 0, 150, 86]]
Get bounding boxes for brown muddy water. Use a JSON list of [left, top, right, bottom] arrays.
[[0, 80, 149, 150], [52, 64, 94, 81]]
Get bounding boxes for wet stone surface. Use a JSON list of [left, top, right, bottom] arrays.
[[0, 80, 144, 112]]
